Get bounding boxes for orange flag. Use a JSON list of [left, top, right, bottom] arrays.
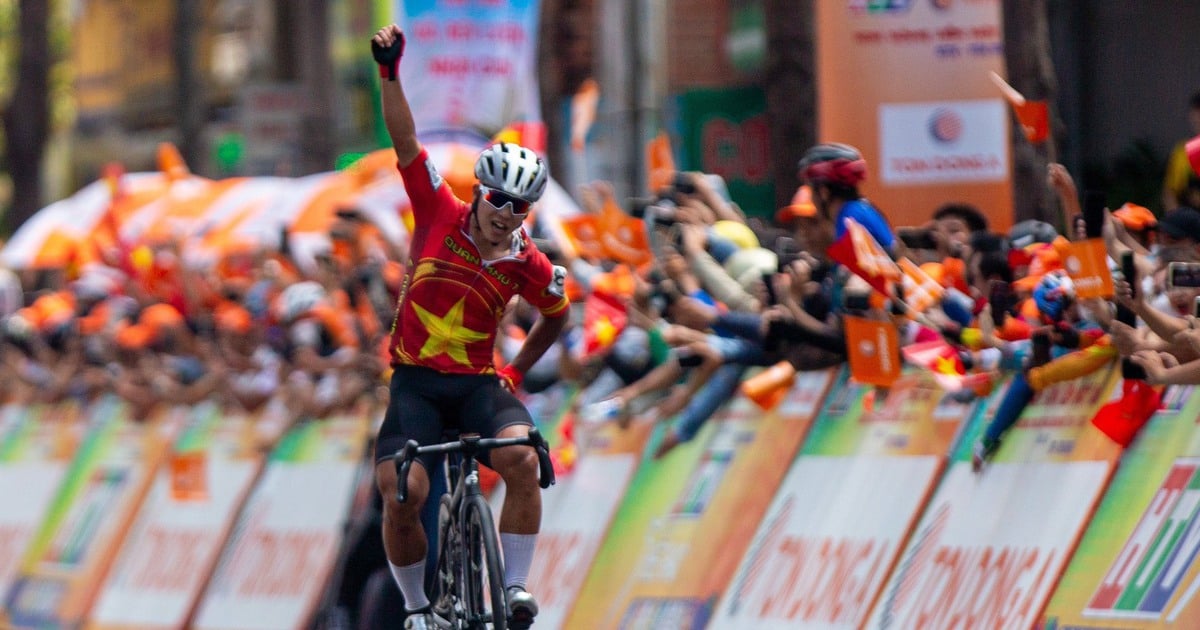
[[1013, 101, 1050, 143], [1064, 238, 1114, 299], [844, 315, 902, 387], [990, 71, 1050, 144], [827, 218, 902, 297], [646, 132, 676, 194]]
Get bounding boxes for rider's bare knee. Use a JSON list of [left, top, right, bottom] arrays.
[[377, 463, 428, 522], [493, 445, 539, 489]]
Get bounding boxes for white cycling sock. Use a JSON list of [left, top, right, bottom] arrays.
[[390, 560, 430, 611], [501, 533, 538, 590]]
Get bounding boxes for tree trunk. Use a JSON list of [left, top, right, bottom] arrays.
[[764, 0, 816, 210], [1002, 0, 1059, 226], [2, 0, 50, 234], [175, 0, 205, 174], [296, 0, 334, 174]]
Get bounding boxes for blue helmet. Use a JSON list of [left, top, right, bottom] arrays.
[[1034, 271, 1075, 321]]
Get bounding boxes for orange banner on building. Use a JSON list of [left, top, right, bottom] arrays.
[[816, 0, 1012, 231]]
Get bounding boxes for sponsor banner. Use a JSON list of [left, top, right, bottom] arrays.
[[396, 0, 542, 134], [708, 368, 987, 628], [485, 384, 647, 629], [867, 366, 1123, 628], [192, 416, 370, 630], [3, 397, 171, 629], [564, 371, 835, 629], [866, 461, 1111, 630], [0, 404, 85, 607], [879, 100, 1007, 184], [1044, 385, 1200, 627], [816, 0, 1012, 231], [88, 403, 264, 630], [676, 87, 775, 218], [954, 364, 1122, 466], [711, 455, 941, 628], [803, 368, 979, 457]]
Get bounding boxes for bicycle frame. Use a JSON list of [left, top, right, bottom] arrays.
[[393, 429, 555, 629]]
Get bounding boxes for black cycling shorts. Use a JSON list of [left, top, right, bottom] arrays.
[[374, 364, 534, 472]]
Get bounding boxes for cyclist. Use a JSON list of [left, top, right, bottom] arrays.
[[370, 24, 570, 630], [797, 142, 895, 253]]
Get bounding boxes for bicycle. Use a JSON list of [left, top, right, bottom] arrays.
[[394, 427, 556, 630]]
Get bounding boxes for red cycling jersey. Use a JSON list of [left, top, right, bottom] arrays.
[[388, 148, 569, 374]]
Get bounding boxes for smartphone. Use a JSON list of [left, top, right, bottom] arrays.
[[1168, 262, 1200, 290], [899, 228, 938, 251], [762, 272, 778, 306], [988, 280, 1012, 326], [1031, 330, 1052, 367], [1122, 359, 1148, 381], [843, 292, 871, 313], [1083, 190, 1106, 239], [1117, 251, 1138, 327]]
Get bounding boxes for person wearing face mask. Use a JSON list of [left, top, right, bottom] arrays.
[[369, 24, 570, 630]]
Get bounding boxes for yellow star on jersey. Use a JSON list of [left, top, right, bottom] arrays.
[[412, 297, 489, 366]]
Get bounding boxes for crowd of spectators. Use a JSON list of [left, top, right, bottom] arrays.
[[3, 139, 1200, 468], [0, 209, 404, 445], [7, 138, 1200, 627]]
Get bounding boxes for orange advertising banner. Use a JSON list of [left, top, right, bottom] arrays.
[[816, 0, 1012, 231]]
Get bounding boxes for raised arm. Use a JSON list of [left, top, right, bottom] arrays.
[[372, 24, 421, 167]]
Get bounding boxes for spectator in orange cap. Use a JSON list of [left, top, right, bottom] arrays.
[[1109, 202, 1158, 255], [111, 323, 163, 421], [775, 185, 834, 258], [214, 301, 281, 414]]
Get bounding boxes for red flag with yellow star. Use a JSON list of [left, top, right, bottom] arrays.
[[581, 290, 627, 360]]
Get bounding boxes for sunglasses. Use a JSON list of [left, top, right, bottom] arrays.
[[479, 186, 533, 218]]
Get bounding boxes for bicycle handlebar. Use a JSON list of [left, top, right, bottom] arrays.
[[393, 427, 556, 503]]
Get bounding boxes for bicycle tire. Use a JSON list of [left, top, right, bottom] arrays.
[[463, 496, 507, 630], [433, 494, 462, 626]]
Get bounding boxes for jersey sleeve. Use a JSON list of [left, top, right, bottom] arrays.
[[398, 147, 459, 226], [520, 251, 570, 318]]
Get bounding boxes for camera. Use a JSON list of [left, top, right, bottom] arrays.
[[672, 172, 697, 196], [899, 228, 938, 252], [842, 291, 872, 313], [629, 197, 677, 227], [1168, 262, 1200, 290]]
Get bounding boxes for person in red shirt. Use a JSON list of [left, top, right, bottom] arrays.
[[370, 24, 569, 630]]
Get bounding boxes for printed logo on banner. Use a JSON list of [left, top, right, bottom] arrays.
[[1159, 385, 1196, 414], [850, 0, 914, 15], [672, 422, 754, 517], [880, 100, 1007, 184], [1085, 458, 1200, 620], [776, 371, 835, 419], [6, 576, 69, 626], [43, 467, 129, 568], [928, 108, 964, 144], [621, 597, 710, 629]]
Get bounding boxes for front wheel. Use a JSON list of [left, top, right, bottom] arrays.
[[462, 496, 507, 630], [433, 494, 464, 626]]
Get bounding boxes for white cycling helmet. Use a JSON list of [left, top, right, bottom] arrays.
[[474, 143, 549, 203], [275, 281, 326, 323]]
